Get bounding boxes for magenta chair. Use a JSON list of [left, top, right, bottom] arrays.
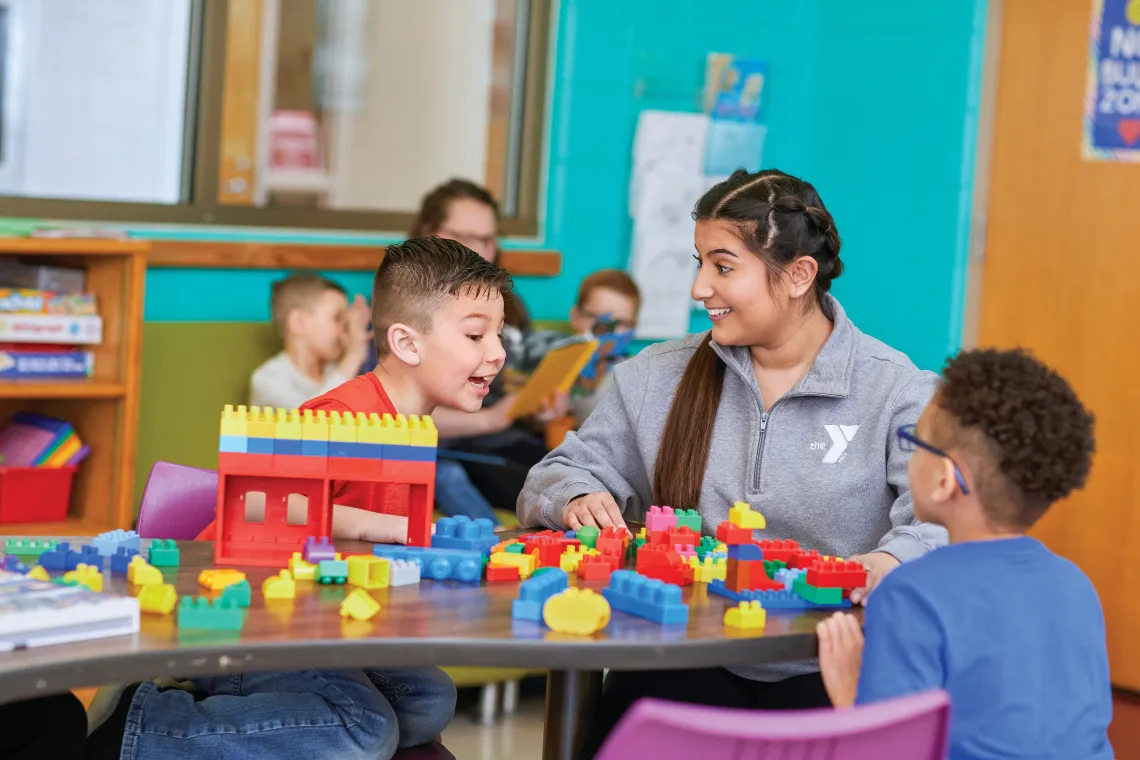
[[596, 691, 950, 760]]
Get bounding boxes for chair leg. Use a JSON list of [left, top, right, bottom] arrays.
[[502, 679, 520, 715], [476, 682, 500, 726]]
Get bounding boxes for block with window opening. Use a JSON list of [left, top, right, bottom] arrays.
[[216, 405, 437, 567]]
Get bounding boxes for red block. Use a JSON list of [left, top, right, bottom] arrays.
[[805, 559, 867, 589], [636, 544, 694, 586], [596, 526, 630, 557], [578, 553, 614, 582], [485, 564, 520, 582], [788, 550, 823, 570], [715, 520, 754, 545], [754, 539, 801, 563], [648, 526, 698, 547], [525, 535, 564, 568]]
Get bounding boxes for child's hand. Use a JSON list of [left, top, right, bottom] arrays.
[[533, 391, 571, 423], [847, 552, 900, 605], [562, 492, 626, 530], [816, 612, 864, 708], [331, 505, 408, 544]]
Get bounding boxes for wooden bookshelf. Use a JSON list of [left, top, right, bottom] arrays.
[[0, 239, 146, 535]]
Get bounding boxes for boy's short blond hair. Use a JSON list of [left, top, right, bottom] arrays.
[[270, 273, 346, 338], [577, 269, 641, 313]]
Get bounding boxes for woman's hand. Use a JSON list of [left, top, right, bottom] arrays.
[[561, 492, 626, 530], [816, 612, 864, 708], [847, 551, 900, 605]]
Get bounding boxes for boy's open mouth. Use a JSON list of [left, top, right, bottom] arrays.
[[468, 376, 493, 394]]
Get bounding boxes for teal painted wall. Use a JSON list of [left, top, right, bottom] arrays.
[[18, 0, 989, 371]]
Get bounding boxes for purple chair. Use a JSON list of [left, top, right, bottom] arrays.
[[596, 691, 950, 760], [135, 461, 219, 539]]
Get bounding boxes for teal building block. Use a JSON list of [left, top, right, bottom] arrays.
[[219, 579, 252, 608], [318, 559, 348, 584], [674, 509, 702, 533], [178, 596, 244, 630], [577, 525, 599, 550], [793, 576, 843, 605], [148, 539, 181, 567], [5, 538, 57, 555]]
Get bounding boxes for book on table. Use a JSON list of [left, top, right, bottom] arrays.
[[0, 569, 139, 651]]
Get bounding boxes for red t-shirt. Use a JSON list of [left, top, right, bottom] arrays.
[[196, 372, 407, 540]]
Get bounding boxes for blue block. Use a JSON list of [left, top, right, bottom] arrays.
[[373, 545, 482, 583], [247, 437, 274, 454], [219, 435, 247, 453], [38, 541, 72, 570], [329, 440, 356, 458], [432, 516, 498, 554], [3, 555, 30, 573], [274, 438, 302, 455], [92, 529, 141, 557], [564, 530, 577, 540], [329, 441, 383, 459], [727, 544, 764, 561], [774, 568, 806, 590], [72, 545, 101, 571], [512, 568, 569, 621], [602, 570, 689, 625], [707, 580, 851, 610], [301, 439, 329, 457], [385, 444, 437, 463], [110, 547, 139, 574]]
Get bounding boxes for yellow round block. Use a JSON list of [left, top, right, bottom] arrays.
[[543, 587, 611, 635]]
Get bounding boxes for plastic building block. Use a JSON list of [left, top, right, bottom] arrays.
[[303, 537, 338, 564], [774, 568, 806, 590], [340, 588, 381, 621], [373, 545, 482, 583], [763, 559, 788, 579], [543, 587, 611, 635], [148, 539, 181, 567], [575, 525, 599, 550], [724, 600, 766, 630], [523, 534, 566, 568], [726, 559, 783, 593], [289, 552, 317, 581], [388, 559, 421, 587], [645, 505, 677, 533], [563, 530, 577, 540], [488, 550, 538, 579], [318, 559, 348, 584], [708, 579, 851, 609], [788, 550, 824, 570], [5, 538, 56, 555], [793, 576, 844, 605], [486, 563, 521, 582], [512, 568, 569, 621], [198, 568, 246, 591], [754, 539, 801, 563], [674, 508, 702, 533], [491, 539, 520, 554], [347, 555, 389, 589], [689, 556, 727, 583], [676, 546, 696, 560], [2, 555, 29, 574], [263, 570, 296, 599], [695, 536, 720, 560], [432, 516, 498, 554], [110, 547, 139, 574], [603, 570, 689, 625], [578, 552, 615, 582], [40, 542, 100, 572], [92, 529, 140, 557], [138, 583, 178, 615], [219, 579, 252, 607], [726, 543, 764, 561], [627, 536, 647, 562], [505, 543, 526, 554], [560, 545, 597, 573], [128, 557, 164, 586], [27, 565, 50, 581], [635, 544, 694, 586], [596, 526, 631, 558], [62, 563, 103, 592], [178, 596, 244, 631], [805, 559, 867, 589], [728, 501, 766, 530], [649, 525, 700, 548], [715, 521, 754, 545]]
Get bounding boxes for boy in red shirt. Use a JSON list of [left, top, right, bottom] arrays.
[[90, 238, 511, 760]]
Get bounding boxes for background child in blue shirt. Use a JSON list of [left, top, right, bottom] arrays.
[[817, 348, 1113, 760]]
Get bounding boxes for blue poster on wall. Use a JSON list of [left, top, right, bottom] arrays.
[[1084, 0, 1140, 161]]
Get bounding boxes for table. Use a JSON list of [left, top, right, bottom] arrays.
[[0, 538, 839, 759]]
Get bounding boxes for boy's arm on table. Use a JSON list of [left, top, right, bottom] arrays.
[[517, 359, 651, 530], [331, 505, 411, 544]]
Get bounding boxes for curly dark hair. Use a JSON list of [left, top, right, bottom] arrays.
[[935, 348, 1095, 529]]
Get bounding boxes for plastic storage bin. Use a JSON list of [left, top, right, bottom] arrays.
[[0, 466, 77, 524]]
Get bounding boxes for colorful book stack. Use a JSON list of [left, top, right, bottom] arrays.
[[0, 413, 89, 468], [0, 262, 100, 379]]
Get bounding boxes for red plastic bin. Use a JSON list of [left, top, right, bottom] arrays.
[[0, 466, 77, 524]]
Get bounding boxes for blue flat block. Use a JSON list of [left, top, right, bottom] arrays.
[[219, 435, 247, 453], [110, 547, 139, 574], [274, 438, 302, 455], [37, 542, 72, 570], [247, 437, 274, 454], [727, 543, 764, 561], [511, 568, 569, 621], [92, 529, 141, 557], [432, 516, 498, 554], [2, 555, 30, 573], [602, 570, 689, 625], [707, 580, 851, 610], [301, 440, 329, 457], [329, 441, 383, 459], [385, 444, 437, 463], [373, 545, 482, 583]]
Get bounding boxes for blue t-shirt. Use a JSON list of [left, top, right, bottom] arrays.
[[857, 537, 1112, 760]]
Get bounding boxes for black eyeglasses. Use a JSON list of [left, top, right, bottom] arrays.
[[897, 424, 970, 495]]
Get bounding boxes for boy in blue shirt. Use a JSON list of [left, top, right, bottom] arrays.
[[817, 348, 1112, 760]]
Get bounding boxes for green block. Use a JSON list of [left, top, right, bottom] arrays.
[[148, 539, 181, 567], [793, 577, 843, 605], [674, 509, 702, 533], [318, 559, 348, 584], [695, 536, 719, 560], [505, 543, 526, 554], [628, 536, 647, 561], [219, 579, 251, 608], [52, 577, 79, 586], [178, 596, 244, 631], [5, 538, 56, 555], [576, 525, 599, 550], [764, 560, 787, 579], [532, 567, 557, 577]]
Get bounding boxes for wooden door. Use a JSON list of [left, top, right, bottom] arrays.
[[979, 0, 1140, 689]]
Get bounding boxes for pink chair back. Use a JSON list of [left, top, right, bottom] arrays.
[[596, 691, 950, 760], [135, 461, 218, 539]]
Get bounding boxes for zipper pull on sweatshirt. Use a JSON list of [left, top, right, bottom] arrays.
[[760, 411, 768, 433]]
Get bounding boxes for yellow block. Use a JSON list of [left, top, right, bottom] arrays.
[[275, 409, 302, 440], [408, 415, 438, 447], [27, 566, 50, 582], [63, 563, 103, 592], [356, 412, 385, 444], [559, 545, 600, 573], [715, 541, 728, 553], [262, 570, 296, 600], [138, 583, 178, 615], [329, 410, 357, 443], [220, 404, 248, 437], [289, 552, 317, 581], [347, 555, 389, 589], [198, 568, 247, 591], [377, 414, 410, 445], [488, 551, 537, 579], [340, 588, 381, 621], [301, 409, 329, 441], [543, 588, 611, 635], [247, 406, 275, 439], [636, 527, 647, 540], [127, 557, 163, 586], [728, 501, 766, 530], [724, 600, 766, 630], [689, 556, 727, 583]]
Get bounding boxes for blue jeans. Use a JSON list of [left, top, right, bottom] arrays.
[[435, 458, 500, 524], [117, 667, 456, 760]]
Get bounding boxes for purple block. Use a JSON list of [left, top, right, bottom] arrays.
[[303, 536, 336, 564]]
